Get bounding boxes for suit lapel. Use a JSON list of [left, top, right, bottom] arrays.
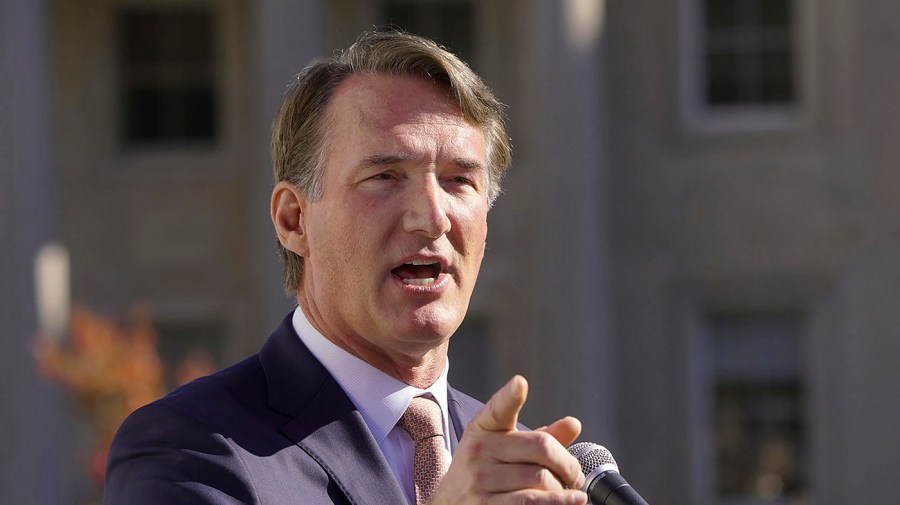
[[283, 380, 408, 505], [260, 316, 408, 505], [447, 386, 485, 452]]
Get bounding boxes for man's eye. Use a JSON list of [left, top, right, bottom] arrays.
[[371, 172, 395, 180]]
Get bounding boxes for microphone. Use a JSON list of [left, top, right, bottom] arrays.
[[568, 442, 650, 505]]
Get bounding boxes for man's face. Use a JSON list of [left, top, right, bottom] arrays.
[[296, 74, 489, 368]]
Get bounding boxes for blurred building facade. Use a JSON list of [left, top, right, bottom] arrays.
[[2, 0, 899, 503]]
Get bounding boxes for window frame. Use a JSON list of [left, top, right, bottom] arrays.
[[676, 278, 824, 505], [705, 309, 808, 505], [678, 0, 816, 133], [108, 0, 245, 179], [116, 6, 219, 149]]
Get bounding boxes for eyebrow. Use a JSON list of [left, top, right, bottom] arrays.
[[453, 158, 485, 171], [360, 154, 485, 171], [360, 154, 407, 167]]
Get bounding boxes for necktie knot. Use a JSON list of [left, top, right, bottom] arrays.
[[398, 396, 444, 442]]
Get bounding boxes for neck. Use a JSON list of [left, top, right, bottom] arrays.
[[380, 344, 448, 389], [334, 333, 449, 389], [296, 299, 449, 389]]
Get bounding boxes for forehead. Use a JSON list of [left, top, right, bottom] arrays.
[[327, 73, 472, 133]]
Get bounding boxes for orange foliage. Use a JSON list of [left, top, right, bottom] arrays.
[[34, 306, 166, 484]]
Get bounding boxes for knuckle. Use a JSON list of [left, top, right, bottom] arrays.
[[472, 467, 492, 486], [517, 491, 541, 505], [531, 468, 556, 489], [466, 438, 486, 459], [529, 431, 555, 456]]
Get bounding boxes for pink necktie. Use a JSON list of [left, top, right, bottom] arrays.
[[398, 396, 449, 504]]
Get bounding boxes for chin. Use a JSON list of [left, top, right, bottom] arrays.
[[397, 309, 463, 343], [398, 321, 455, 342]]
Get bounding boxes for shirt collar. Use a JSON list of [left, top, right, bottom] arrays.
[[291, 308, 450, 445]]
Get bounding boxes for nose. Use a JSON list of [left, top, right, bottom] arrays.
[[403, 176, 451, 238]]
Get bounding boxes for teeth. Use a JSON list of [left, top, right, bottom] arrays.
[[402, 278, 436, 286], [407, 259, 438, 266]]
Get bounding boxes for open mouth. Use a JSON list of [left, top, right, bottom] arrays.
[[391, 259, 443, 286]]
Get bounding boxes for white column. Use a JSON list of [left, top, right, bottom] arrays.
[[0, 0, 69, 502], [516, 0, 615, 444]]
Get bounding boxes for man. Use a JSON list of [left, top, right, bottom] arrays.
[[105, 31, 587, 505]]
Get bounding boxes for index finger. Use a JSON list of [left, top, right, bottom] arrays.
[[472, 375, 528, 433]]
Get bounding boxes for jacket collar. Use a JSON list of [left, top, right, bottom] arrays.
[[258, 314, 409, 504]]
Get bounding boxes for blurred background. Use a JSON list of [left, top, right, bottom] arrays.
[[2, 0, 899, 503]]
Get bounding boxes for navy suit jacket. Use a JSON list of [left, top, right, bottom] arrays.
[[104, 314, 487, 504]]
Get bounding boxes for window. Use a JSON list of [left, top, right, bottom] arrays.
[[707, 311, 808, 504], [117, 6, 218, 148], [704, 0, 794, 106], [379, 0, 475, 64], [680, 0, 808, 131]]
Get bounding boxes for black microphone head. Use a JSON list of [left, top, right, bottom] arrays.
[[568, 442, 619, 477]]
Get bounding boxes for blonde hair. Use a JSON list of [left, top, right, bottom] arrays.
[[271, 30, 512, 295]]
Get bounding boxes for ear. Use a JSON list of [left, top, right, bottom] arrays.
[[271, 181, 310, 257]]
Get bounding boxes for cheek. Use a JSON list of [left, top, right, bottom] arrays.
[[451, 195, 488, 225], [307, 211, 363, 278], [475, 233, 487, 267], [457, 214, 488, 261], [467, 205, 489, 245], [474, 223, 487, 254]]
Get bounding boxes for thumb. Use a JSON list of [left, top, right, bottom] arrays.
[[472, 375, 528, 433]]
